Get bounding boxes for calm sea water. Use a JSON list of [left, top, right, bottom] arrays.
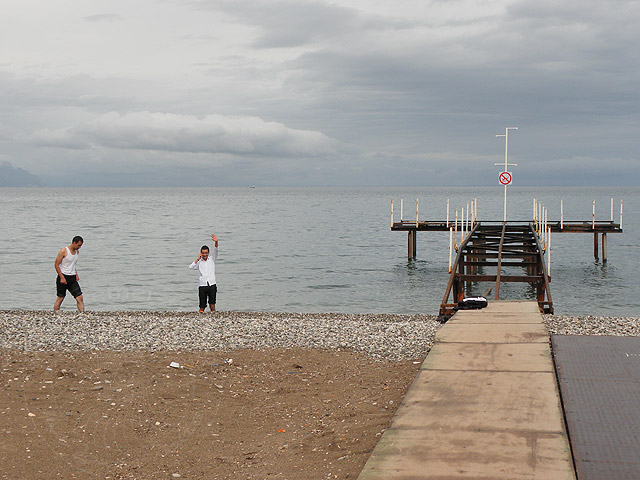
[[1, 186, 638, 316]]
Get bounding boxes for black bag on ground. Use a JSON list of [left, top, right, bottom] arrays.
[[455, 296, 488, 310]]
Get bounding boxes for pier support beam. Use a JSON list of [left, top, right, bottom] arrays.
[[602, 233, 607, 263], [594, 233, 599, 261], [408, 231, 417, 259]]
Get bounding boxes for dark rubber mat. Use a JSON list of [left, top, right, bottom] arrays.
[[552, 335, 640, 480]]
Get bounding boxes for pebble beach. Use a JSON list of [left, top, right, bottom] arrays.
[[0, 310, 441, 361], [2, 310, 640, 359], [3, 308, 640, 479]]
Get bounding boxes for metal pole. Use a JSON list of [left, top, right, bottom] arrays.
[[547, 227, 551, 277], [611, 198, 614, 222], [454, 209, 458, 250], [474, 198, 478, 223], [621, 199, 624, 229], [533, 198, 536, 222], [503, 132, 508, 222], [416, 198, 419, 228], [503, 183, 507, 222], [592, 200, 595, 229], [495, 127, 518, 222], [561, 199, 564, 230], [471, 198, 476, 227], [400, 198, 403, 221], [466, 202, 469, 233], [448, 227, 453, 273], [544, 207, 548, 247], [462, 206, 465, 241], [540, 205, 543, 242], [446, 198, 450, 227], [541, 206, 544, 245], [545, 207, 548, 249], [540, 205, 547, 251], [391, 199, 394, 228], [539, 203, 542, 234]]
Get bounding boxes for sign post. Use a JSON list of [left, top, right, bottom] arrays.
[[495, 127, 518, 222]]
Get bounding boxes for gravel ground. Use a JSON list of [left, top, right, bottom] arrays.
[[543, 314, 640, 336], [0, 310, 441, 361], [3, 310, 640, 361]]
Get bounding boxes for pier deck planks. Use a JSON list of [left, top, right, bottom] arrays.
[[358, 301, 575, 479]]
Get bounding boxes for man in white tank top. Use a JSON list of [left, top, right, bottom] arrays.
[[54, 236, 85, 312]]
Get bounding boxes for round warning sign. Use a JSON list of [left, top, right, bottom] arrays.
[[499, 171, 512, 185]]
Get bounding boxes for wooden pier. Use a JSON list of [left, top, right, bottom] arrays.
[[391, 218, 622, 316], [358, 301, 575, 479]]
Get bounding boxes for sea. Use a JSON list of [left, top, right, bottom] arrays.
[[1, 186, 638, 317]]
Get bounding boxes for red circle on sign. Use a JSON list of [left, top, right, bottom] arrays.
[[499, 171, 512, 185]]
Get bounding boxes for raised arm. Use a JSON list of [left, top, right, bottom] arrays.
[[211, 234, 218, 248]]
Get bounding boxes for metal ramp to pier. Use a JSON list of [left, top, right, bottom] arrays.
[[439, 222, 553, 316], [358, 301, 575, 480], [552, 336, 640, 479]]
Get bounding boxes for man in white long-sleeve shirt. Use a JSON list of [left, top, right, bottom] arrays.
[[189, 234, 219, 312]]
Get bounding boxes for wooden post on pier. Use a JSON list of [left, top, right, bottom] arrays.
[[413, 231, 417, 258], [602, 233, 608, 263], [408, 231, 416, 259], [594, 233, 599, 261]]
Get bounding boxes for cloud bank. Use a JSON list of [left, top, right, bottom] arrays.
[[33, 111, 340, 157]]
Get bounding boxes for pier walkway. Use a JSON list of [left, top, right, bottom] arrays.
[[358, 301, 575, 479]]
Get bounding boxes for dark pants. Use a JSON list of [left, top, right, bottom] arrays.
[[56, 275, 82, 298], [199, 284, 217, 309]]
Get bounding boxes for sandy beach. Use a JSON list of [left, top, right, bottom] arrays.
[[1, 310, 439, 480], [2, 310, 639, 479]]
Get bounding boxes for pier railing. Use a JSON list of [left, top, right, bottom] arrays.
[[390, 197, 623, 315]]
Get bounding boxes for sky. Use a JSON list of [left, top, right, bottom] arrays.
[[1, 0, 639, 187]]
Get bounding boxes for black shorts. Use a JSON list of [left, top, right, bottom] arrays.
[[199, 284, 217, 309], [56, 275, 82, 298]]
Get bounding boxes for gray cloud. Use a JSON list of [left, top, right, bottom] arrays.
[[31, 111, 341, 157], [83, 14, 124, 23], [191, 0, 363, 48]]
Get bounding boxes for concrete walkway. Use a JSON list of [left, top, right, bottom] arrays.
[[358, 301, 575, 480]]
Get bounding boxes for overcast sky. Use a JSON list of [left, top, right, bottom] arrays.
[[1, 0, 638, 186]]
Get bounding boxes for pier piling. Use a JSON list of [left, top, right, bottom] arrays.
[[408, 231, 416, 259]]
